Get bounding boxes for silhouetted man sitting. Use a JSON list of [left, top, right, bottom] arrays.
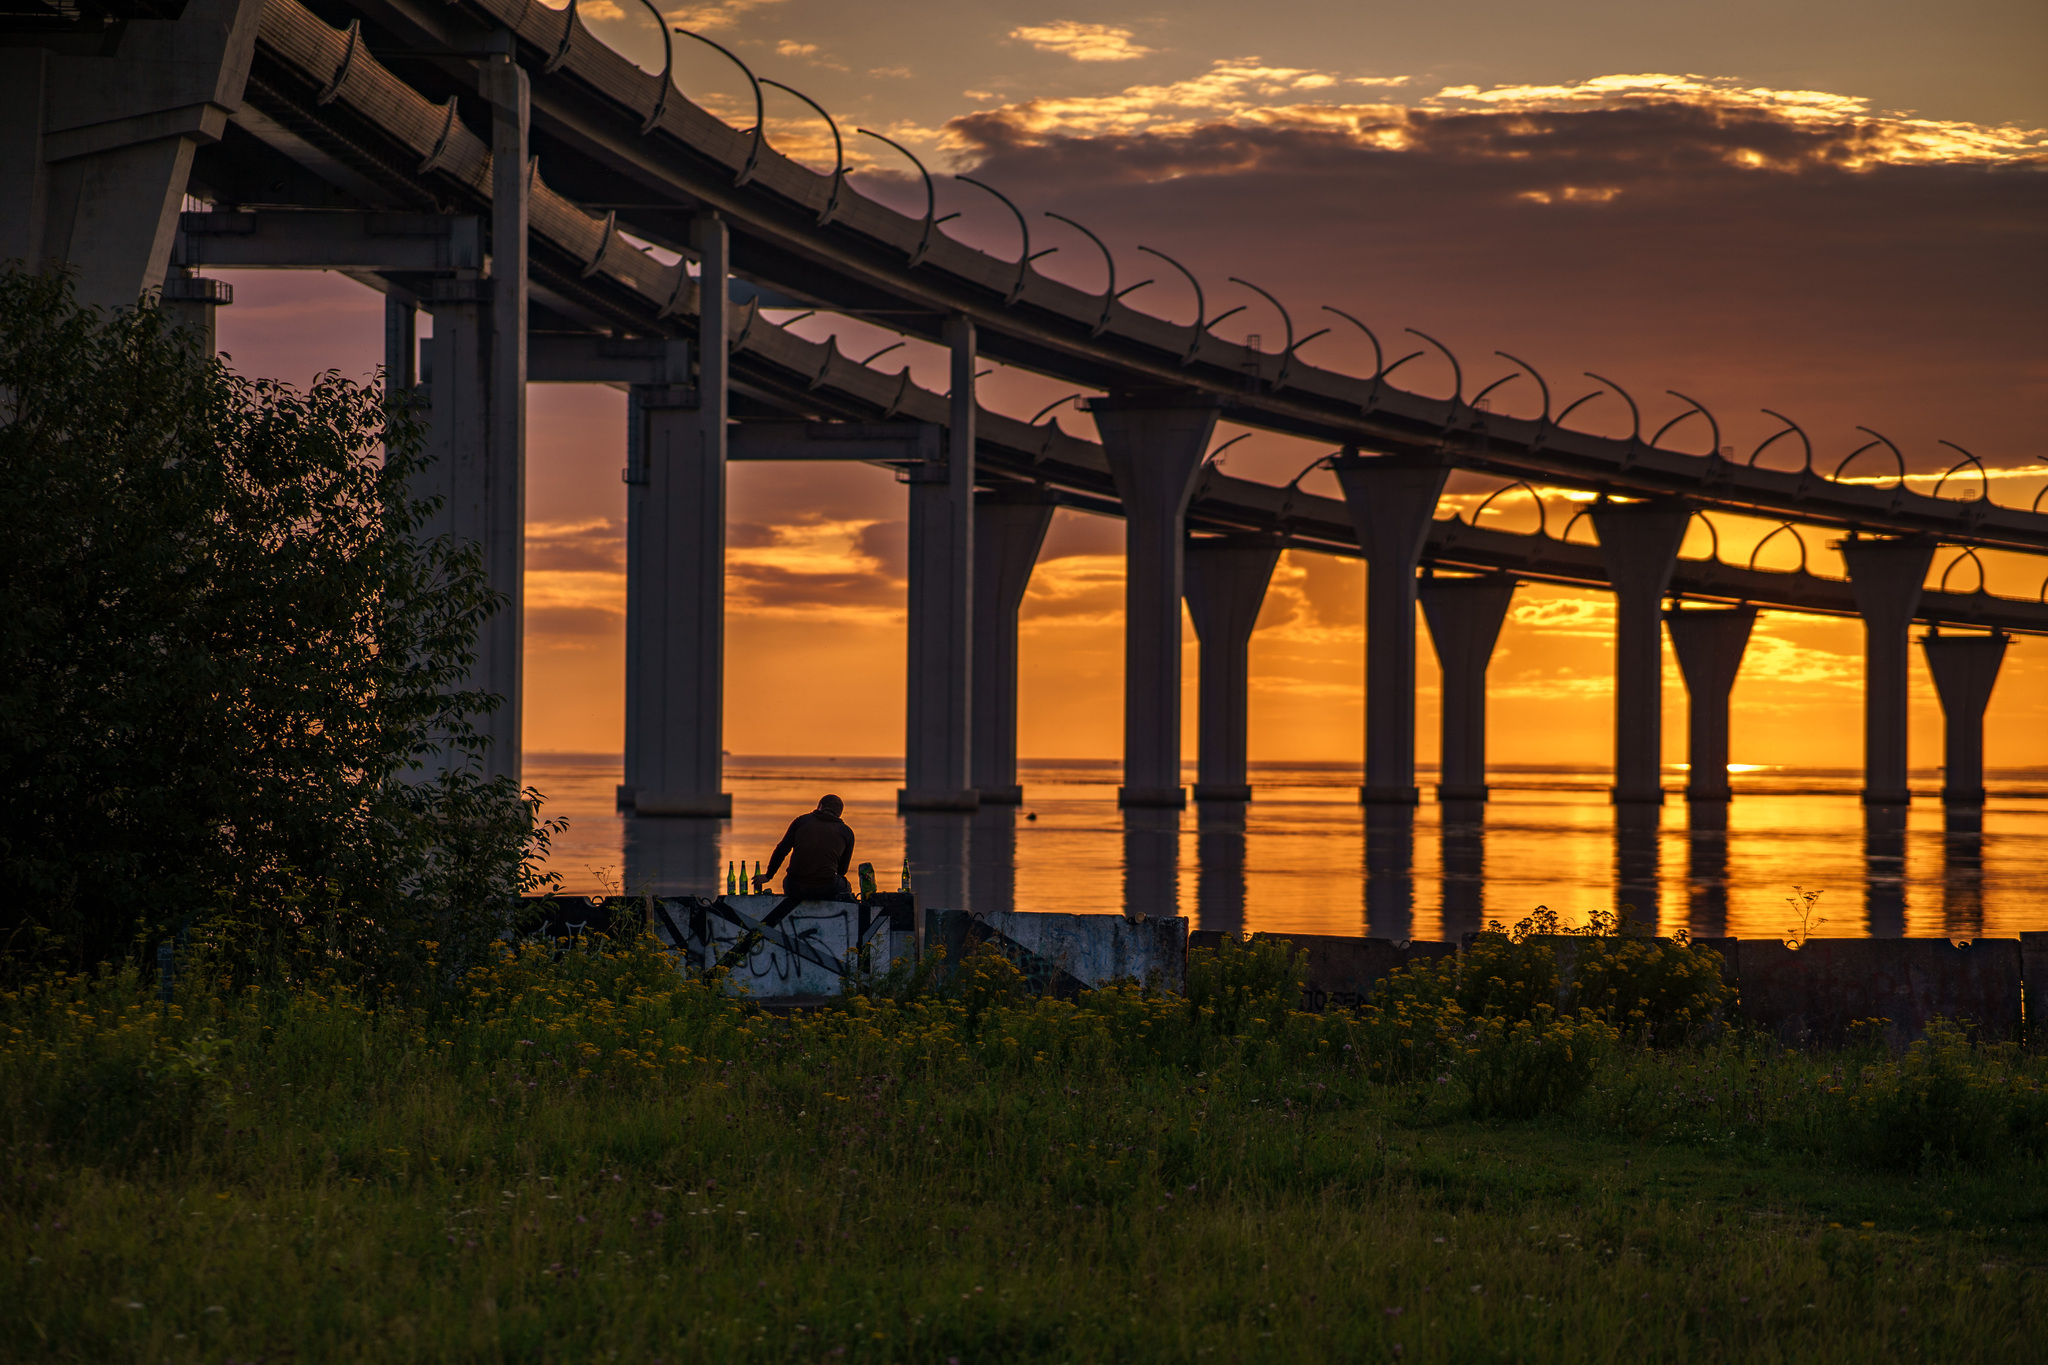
[[719, 795, 855, 971], [759, 794, 856, 900]]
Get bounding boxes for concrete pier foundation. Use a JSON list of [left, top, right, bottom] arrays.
[[1334, 452, 1452, 806], [1417, 574, 1517, 802], [1088, 394, 1220, 808], [1184, 534, 1281, 802], [901, 318, 979, 811], [1590, 501, 1691, 806], [1666, 604, 1757, 804], [623, 214, 729, 815], [1839, 536, 1937, 806], [971, 486, 1055, 804], [1920, 631, 2008, 806]]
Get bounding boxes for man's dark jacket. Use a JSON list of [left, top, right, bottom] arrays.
[[766, 810, 856, 896]]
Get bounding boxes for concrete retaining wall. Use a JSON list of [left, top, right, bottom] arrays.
[[929, 909, 1187, 995], [1734, 938, 2023, 1048], [1249, 933, 1454, 1012]]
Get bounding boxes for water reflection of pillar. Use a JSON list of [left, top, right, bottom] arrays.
[[906, 812, 971, 915], [1195, 801, 1249, 937], [968, 804, 1018, 917], [1123, 807, 1182, 920], [1684, 803, 1729, 939], [1941, 815, 1984, 941], [621, 816, 723, 898], [1614, 805, 1661, 922], [1864, 806, 1908, 937], [1438, 801, 1486, 942], [1364, 806, 1416, 941]]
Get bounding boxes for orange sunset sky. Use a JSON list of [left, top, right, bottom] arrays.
[[211, 1, 2048, 775]]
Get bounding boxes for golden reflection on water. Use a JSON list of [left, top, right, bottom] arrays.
[[529, 756, 2048, 942]]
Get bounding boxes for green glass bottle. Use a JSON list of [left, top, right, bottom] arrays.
[[726, 860, 735, 896]]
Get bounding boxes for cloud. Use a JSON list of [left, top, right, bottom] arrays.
[[661, 0, 785, 32], [580, 0, 627, 21], [1010, 21, 1154, 63], [725, 517, 902, 621], [775, 40, 818, 57]]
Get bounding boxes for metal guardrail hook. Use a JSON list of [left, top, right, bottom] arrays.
[[1044, 212, 1121, 335], [1686, 509, 1724, 562], [1833, 426, 1906, 489], [1469, 480, 1549, 539], [546, 0, 581, 75], [1938, 546, 1987, 595], [1651, 390, 1720, 457], [630, 0, 675, 133], [859, 341, 905, 367], [675, 28, 765, 185], [1749, 409, 1813, 473], [1492, 351, 1552, 435], [1229, 277, 1294, 386], [1747, 522, 1810, 575], [1029, 393, 1084, 426], [762, 79, 843, 223], [1582, 372, 1642, 446], [957, 177, 1052, 304], [1137, 246, 1207, 363], [1204, 432, 1252, 466], [1934, 441, 1991, 503], [1403, 328, 1463, 418], [857, 129, 939, 265]]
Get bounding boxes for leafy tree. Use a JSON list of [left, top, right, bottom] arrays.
[[0, 268, 555, 984]]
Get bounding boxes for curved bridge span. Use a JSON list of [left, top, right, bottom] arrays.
[[16, 0, 2041, 823]]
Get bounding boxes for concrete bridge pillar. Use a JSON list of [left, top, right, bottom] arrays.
[[1838, 535, 1937, 806], [1335, 452, 1452, 806], [0, 0, 262, 312], [621, 307, 725, 812], [901, 317, 978, 810], [1418, 573, 1518, 803], [383, 295, 418, 398], [1088, 394, 1221, 808], [1184, 534, 1282, 802], [971, 485, 1055, 804], [1590, 501, 1691, 806], [1921, 630, 2009, 807], [1666, 604, 1757, 804]]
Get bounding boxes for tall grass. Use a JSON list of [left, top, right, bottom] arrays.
[[3, 934, 2044, 1362]]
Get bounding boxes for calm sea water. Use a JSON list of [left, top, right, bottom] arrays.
[[530, 756, 2048, 943]]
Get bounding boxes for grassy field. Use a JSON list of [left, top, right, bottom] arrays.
[[3, 933, 2045, 1363]]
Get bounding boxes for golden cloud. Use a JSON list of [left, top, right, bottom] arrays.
[[1010, 21, 1154, 63]]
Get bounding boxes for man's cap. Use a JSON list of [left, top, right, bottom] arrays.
[[818, 794, 844, 814]]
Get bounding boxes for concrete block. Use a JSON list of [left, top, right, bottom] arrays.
[[1252, 933, 1453, 1012], [1735, 938, 2022, 1048], [928, 908, 1188, 996], [694, 895, 865, 1001]]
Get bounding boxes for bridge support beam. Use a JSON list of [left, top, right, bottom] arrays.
[[0, 0, 262, 312], [622, 215, 728, 815], [1666, 604, 1757, 804], [1185, 534, 1281, 802], [1418, 573, 1517, 803], [1839, 535, 1936, 806], [971, 486, 1055, 805], [1089, 394, 1220, 809], [1591, 500, 1690, 806], [1920, 630, 2009, 807], [1335, 452, 1451, 806], [901, 317, 977, 811]]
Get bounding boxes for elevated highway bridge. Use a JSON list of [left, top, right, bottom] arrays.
[[8, 0, 2041, 847]]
